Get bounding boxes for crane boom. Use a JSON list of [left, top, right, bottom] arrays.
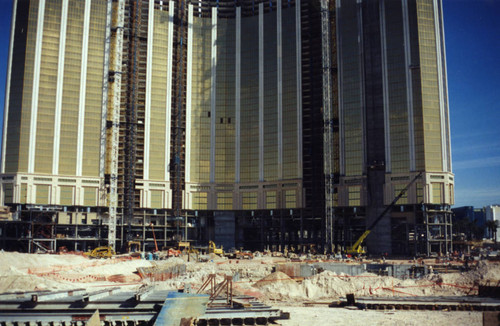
[[346, 172, 423, 255]]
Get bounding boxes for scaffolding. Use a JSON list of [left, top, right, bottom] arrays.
[[321, 0, 334, 253], [171, 0, 187, 221], [106, 0, 125, 249]]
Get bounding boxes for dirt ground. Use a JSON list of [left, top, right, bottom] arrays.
[[274, 306, 482, 326], [0, 251, 497, 325]]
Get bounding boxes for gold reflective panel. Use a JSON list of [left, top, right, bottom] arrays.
[[18, 0, 41, 172], [149, 9, 169, 181], [59, 0, 85, 175], [192, 192, 208, 210], [82, 0, 106, 177], [3, 184, 14, 204], [217, 192, 233, 210], [151, 190, 163, 208], [35, 0, 61, 173], [242, 192, 257, 210], [417, 0, 443, 171], [266, 191, 277, 209], [431, 182, 443, 204], [59, 185, 74, 206], [20, 184, 28, 204], [284, 190, 296, 209], [36, 185, 50, 205], [348, 186, 361, 207], [189, 16, 212, 184], [83, 187, 97, 206]]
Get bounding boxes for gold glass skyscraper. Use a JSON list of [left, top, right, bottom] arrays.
[[331, 0, 454, 255], [0, 0, 452, 255]]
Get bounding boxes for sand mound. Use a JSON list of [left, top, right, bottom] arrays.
[[253, 271, 296, 288]]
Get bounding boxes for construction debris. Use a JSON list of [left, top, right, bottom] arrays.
[[0, 250, 498, 324]]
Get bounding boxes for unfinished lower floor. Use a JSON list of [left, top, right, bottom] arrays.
[[0, 204, 452, 256]]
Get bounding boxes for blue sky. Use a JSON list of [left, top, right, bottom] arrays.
[[0, 0, 498, 208]]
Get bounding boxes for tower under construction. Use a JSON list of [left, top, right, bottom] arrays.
[[0, 0, 453, 256]]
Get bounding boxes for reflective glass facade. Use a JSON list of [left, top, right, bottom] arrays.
[[0, 0, 453, 255], [186, 4, 302, 210], [336, 0, 453, 207], [148, 9, 170, 181]]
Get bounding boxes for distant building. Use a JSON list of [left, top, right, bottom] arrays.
[[485, 205, 500, 241], [452, 206, 485, 240]]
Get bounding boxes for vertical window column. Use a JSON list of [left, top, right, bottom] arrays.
[[357, 1, 367, 174], [28, 0, 46, 174], [379, 0, 391, 173], [402, 0, 415, 171], [185, 4, 193, 183], [258, 3, 264, 182], [432, 0, 448, 172], [76, 0, 91, 177], [165, 1, 175, 182], [235, 7, 241, 183], [53, 0, 68, 175], [209, 8, 217, 184], [144, 0, 155, 181], [99, 0, 112, 179], [277, 0, 283, 180], [296, 0, 303, 178], [336, 0, 345, 176]]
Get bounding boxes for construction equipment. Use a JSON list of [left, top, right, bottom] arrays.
[[167, 248, 181, 257], [208, 241, 224, 256], [178, 241, 199, 255], [150, 223, 159, 252], [127, 240, 141, 253], [225, 249, 253, 260], [346, 172, 423, 255], [84, 246, 116, 259]]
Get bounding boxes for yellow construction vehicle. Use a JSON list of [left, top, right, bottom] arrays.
[[208, 241, 224, 256], [127, 241, 141, 253], [346, 172, 423, 256], [84, 246, 116, 258]]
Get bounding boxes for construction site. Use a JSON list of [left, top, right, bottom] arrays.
[[0, 248, 499, 325], [0, 0, 485, 324]]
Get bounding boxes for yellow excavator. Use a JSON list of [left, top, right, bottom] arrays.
[[346, 172, 423, 256], [84, 246, 116, 258], [208, 241, 224, 256]]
